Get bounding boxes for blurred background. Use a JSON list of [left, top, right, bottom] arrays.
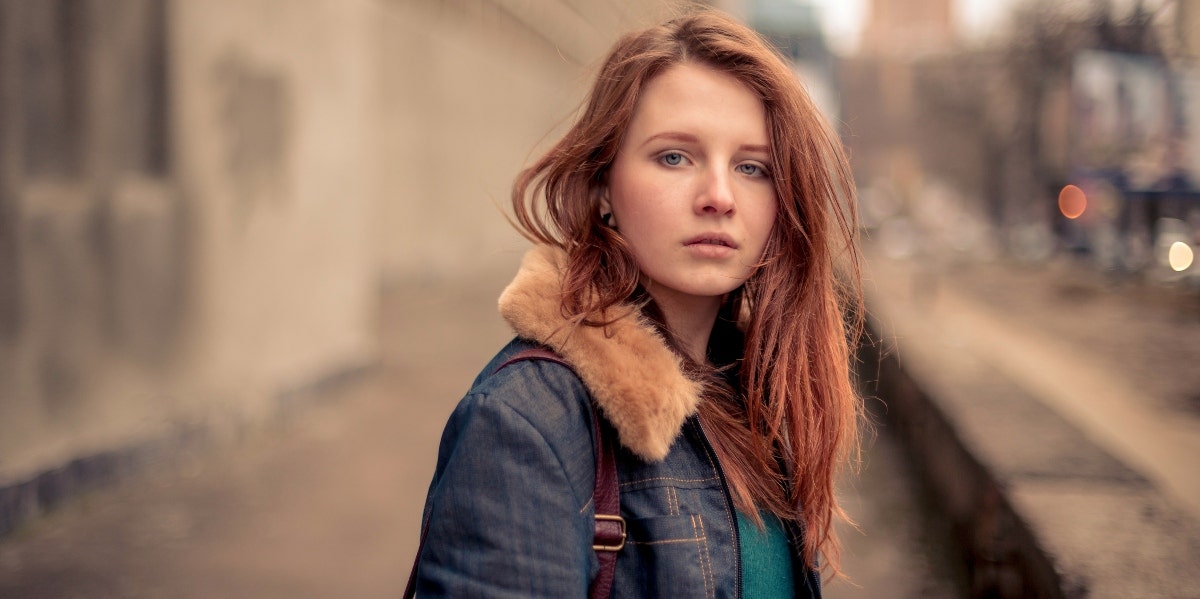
[[1, 0, 1197, 597]]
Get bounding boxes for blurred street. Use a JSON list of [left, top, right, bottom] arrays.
[[0, 274, 515, 598]]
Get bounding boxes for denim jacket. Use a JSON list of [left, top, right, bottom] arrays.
[[411, 246, 821, 598]]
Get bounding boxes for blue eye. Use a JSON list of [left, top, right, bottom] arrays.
[[737, 163, 766, 177], [660, 152, 684, 166]]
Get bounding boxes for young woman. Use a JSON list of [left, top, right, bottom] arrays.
[[407, 9, 862, 598]]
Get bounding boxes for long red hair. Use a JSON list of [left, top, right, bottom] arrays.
[[511, 9, 863, 578]]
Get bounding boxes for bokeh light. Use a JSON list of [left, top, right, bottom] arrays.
[[1058, 185, 1087, 219], [1168, 241, 1194, 272]]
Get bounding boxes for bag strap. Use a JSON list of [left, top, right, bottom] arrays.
[[403, 347, 623, 599]]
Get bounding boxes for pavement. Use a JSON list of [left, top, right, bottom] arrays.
[[0, 265, 964, 598]]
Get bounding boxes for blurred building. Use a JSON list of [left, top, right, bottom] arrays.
[[860, 0, 954, 57], [746, 0, 839, 123], [0, 0, 678, 532], [840, 0, 988, 258], [1179, 0, 1200, 58], [842, 0, 1200, 273]]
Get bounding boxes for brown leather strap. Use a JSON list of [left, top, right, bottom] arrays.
[[588, 394, 623, 599], [495, 346, 568, 371], [403, 347, 622, 599], [402, 514, 427, 598]]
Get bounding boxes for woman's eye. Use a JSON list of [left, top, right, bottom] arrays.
[[737, 163, 766, 177], [659, 152, 684, 166]]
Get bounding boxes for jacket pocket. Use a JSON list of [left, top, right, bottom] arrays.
[[617, 514, 716, 599]]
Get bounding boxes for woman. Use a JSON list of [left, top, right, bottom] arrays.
[[407, 9, 861, 598]]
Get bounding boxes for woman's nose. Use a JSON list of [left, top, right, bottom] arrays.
[[696, 168, 736, 215]]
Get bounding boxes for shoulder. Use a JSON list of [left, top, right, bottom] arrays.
[[415, 341, 599, 596], [435, 339, 598, 496], [467, 339, 593, 431]]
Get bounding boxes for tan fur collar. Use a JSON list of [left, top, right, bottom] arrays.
[[498, 245, 703, 462]]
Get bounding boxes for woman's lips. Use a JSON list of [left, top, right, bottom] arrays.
[[684, 234, 738, 249], [684, 234, 738, 257]]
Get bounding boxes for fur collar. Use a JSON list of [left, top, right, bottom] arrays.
[[498, 245, 703, 462]]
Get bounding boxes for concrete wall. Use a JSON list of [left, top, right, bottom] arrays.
[[171, 0, 380, 420], [0, 0, 681, 533], [375, 0, 657, 280], [1, 0, 189, 488]]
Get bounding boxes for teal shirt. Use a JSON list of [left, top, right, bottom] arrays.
[[736, 510, 796, 598]]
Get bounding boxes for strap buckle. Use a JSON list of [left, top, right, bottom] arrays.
[[592, 514, 626, 552]]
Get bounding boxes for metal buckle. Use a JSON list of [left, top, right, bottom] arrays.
[[592, 514, 626, 551]]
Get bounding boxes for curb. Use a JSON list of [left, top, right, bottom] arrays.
[[0, 361, 377, 539], [858, 303, 1200, 598], [857, 321, 1066, 598]]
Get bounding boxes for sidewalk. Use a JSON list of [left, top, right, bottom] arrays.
[[862, 247, 1200, 597], [0, 272, 518, 598], [0, 268, 962, 597]]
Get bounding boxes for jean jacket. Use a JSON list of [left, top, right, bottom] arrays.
[[411, 246, 822, 598]]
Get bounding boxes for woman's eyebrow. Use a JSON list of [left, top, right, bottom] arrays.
[[639, 132, 770, 155], [639, 131, 698, 147]]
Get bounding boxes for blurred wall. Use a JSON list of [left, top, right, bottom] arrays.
[[375, 0, 649, 280], [1183, 0, 1200, 58], [0, 0, 678, 494]]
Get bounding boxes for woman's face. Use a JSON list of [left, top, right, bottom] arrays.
[[605, 62, 777, 314]]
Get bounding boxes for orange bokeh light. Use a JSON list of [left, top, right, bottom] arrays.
[[1059, 185, 1087, 219]]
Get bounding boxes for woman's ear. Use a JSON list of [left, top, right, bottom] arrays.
[[599, 188, 616, 228]]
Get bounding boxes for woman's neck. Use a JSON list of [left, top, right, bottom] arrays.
[[647, 288, 722, 364]]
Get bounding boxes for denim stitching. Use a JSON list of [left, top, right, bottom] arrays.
[[692, 515, 715, 598], [699, 515, 717, 598], [691, 418, 738, 588], [628, 537, 703, 546], [619, 475, 718, 487]]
